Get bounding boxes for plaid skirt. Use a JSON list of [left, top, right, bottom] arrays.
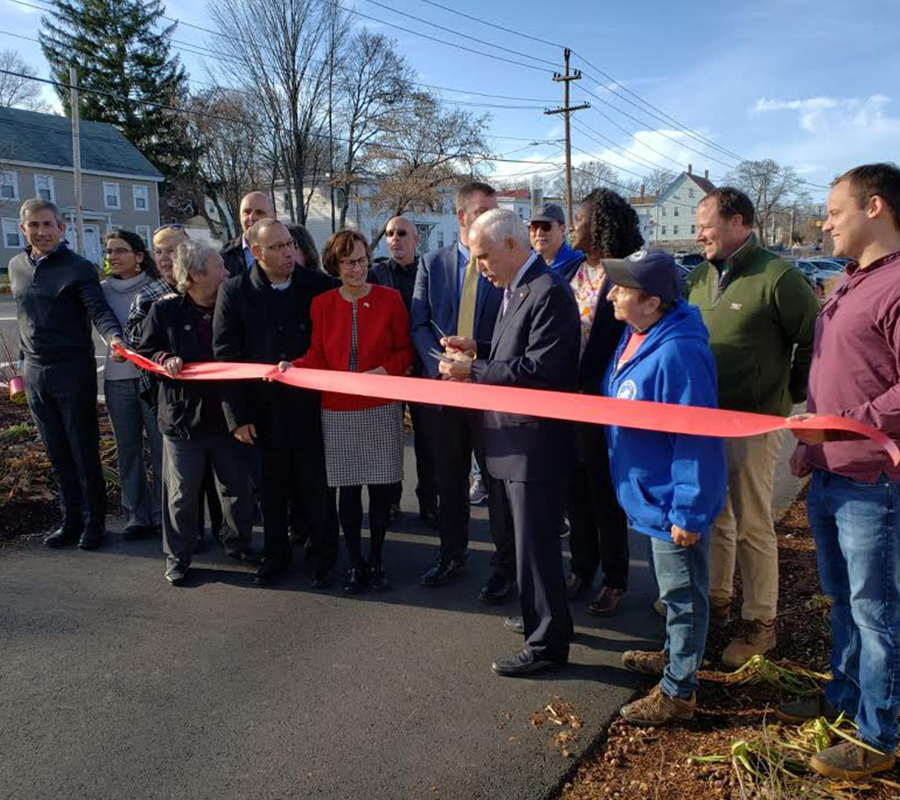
[[321, 402, 404, 487]]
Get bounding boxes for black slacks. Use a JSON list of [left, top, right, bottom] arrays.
[[388, 402, 440, 514], [24, 355, 107, 530], [496, 478, 572, 661], [433, 407, 514, 572], [566, 422, 630, 590]]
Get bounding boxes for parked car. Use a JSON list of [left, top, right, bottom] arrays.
[[676, 253, 706, 268]]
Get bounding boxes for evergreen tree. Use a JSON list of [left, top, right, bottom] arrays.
[[40, 0, 192, 182]]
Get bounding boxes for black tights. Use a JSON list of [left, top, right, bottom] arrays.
[[338, 484, 394, 568]]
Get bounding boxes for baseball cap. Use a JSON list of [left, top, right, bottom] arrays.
[[529, 203, 566, 226], [603, 250, 683, 305]]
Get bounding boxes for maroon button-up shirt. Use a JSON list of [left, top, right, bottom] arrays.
[[804, 250, 900, 482]]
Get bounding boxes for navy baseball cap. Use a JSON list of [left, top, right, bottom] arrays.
[[603, 250, 682, 305], [530, 203, 566, 225]]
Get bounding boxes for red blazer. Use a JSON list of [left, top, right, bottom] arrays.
[[294, 284, 414, 411]]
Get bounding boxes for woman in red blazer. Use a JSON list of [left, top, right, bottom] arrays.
[[282, 229, 413, 593]]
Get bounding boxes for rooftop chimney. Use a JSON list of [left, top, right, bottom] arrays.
[[640, 184, 645, 199], [687, 163, 692, 175], [704, 169, 709, 180]]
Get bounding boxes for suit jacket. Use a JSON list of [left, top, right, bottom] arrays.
[[559, 255, 626, 395], [470, 258, 580, 482], [411, 243, 502, 379], [212, 263, 338, 438], [220, 236, 248, 279]]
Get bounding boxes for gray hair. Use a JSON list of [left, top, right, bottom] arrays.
[[470, 208, 530, 250], [173, 240, 217, 294], [19, 197, 64, 225]]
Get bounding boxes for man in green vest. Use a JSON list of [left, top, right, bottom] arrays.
[[686, 187, 819, 668]]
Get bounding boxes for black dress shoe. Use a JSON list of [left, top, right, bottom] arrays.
[[503, 616, 525, 635], [491, 650, 566, 677], [311, 568, 333, 590], [225, 545, 261, 565], [420, 556, 466, 587], [368, 562, 389, 592], [121, 524, 149, 541], [342, 566, 366, 594], [165, 559, 188, 586], [44, 526, 82, 548], [253, 558, 291, 587], [478, 572, 515, 604], [77, 528, 105, 550]]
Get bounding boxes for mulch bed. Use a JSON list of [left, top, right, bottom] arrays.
[[0, 393, 121, 545], [555, 492, 900, 800]]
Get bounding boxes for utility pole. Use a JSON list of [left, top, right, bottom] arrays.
[[69, 65, 85, 257], [545, 48, 589, 227], [327, 10, 336, 234]]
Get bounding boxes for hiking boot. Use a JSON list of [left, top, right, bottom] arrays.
[[709, 597, 732, 629], [622, 649, 668, 677], [652, 598, 666, 618], [810, 741, 895, 781], [775, 694, 843, 725], [721, 619, 776, 668], [620, 683, 695, 727]]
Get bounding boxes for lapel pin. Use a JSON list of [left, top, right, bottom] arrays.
[[184, 324, 191, 331]]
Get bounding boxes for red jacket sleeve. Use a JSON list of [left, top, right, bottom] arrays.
[[293, 294, 329, 370], [381, 290, 414, 376]]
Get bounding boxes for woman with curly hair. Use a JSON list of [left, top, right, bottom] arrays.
[[561, 188, 645, 617]]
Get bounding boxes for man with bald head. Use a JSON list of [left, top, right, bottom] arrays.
[[220, 191, 276, 277], [370, 217, 439, 527], [214, 218, 339, 587]]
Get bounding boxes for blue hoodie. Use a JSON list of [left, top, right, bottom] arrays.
[[548, 242, 585, 276], [603, 299, 727, 540]]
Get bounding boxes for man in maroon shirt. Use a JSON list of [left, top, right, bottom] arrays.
[[777, 163, 900, 781]]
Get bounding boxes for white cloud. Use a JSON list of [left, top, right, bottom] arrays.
[[753, 94, 892, 134]]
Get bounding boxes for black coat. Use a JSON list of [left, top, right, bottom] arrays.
[[470, 258, 580, 482], [137, 295, 226, 439], [220, 236, 248, 279], [212, 263, 338, 438]]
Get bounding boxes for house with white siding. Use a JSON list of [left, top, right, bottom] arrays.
[[630, 166, 715, 248]]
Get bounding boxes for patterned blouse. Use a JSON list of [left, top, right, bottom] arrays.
[[570, 261, 607, 356]]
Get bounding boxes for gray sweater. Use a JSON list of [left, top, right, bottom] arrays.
[[102, 272, 153, 381]]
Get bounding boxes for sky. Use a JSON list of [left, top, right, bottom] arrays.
[[3, 0, 899, 204]]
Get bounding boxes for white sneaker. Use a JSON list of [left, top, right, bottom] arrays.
[[469, 478, 487, 505]]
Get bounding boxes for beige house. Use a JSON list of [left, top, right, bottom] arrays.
[[0, 107, 163, 270]]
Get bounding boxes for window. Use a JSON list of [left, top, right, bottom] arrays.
[[1, 171, 19, 201], [437, 231, 445, 249], [673, 225, 679, 236], [34, 174, 55, 203], [661, 225, 667, 236], [674, 207, 680, 217], [688, 188, 695, 199], [661, 207, 667, 217], [135, 225, 151, 246], [691, 224, 696, 235], [691, 206, 696, 215], [2, 218, 24, 249], [132, 185, 149, 211], [103, 182, 121, 209]]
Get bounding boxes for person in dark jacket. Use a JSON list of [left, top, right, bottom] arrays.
[[287, 223, 323, 273], [138, 241, 256, 585], [369, 215, 439, 528], [8, 198, 125, 550], [213, 218, 339, 588], [561, 189, 642, 616], [602, 250, 726, 726], [220, 191, 276, 277]]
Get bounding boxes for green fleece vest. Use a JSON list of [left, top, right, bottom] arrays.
[[685, 238, 819, 416]]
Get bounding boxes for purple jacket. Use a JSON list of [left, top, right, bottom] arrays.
[[804, 251, 900, 482]]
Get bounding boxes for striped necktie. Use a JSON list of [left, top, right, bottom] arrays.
[[457, 257, 478, 339]]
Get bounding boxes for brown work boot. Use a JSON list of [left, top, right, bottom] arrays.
[[775, 694, 843, 725], [622, 649, 668, 676], [652, 597, 666, 617], [709, 597, 732, 629], [620, 683, 695, 727], [588, 586, 624, 616], [810, 741, 895, 781], [721, 619, 776, 668]]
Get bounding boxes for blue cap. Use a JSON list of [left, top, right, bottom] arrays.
[[603, 249, 682, 305]]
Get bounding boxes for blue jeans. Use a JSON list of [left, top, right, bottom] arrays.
[[105, 379, 163, 528], [808, 469, 900, 753], [651, 533, 710, 699]]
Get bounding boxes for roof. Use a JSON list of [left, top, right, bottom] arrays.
[[498, 188, 530, 200], [686, 172, 716, 195], [629, 194, 658, 206], [0, 106, 164, 180]]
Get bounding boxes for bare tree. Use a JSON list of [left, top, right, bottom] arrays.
[[0, 49, 50, 111], [365, 91, 489, 246], [562, 159, 617, 202], [207, 0, 348, 224], [333, 30, 412, 228], [724, 159, 803, 246], [644, 167, 677, 197]]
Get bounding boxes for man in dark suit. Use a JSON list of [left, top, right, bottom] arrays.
[[440, 209, 580, 676], [213, 218, 339, 587], [411, 182, 514, 602], [220, 191, 276, 278], [370, 216, 439, 528]]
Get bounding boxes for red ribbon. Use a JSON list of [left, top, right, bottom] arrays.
[[115, 344, 900, 466]]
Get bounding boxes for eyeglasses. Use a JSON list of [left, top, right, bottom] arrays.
[[386, 229, 408, 238], [529, 222, 553, 233], [104, 247, 134, 256], [153, 223, 184, 236], [261, 240, 294, 253], [339, 256, 369, 270]]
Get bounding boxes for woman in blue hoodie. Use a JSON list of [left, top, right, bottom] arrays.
[[601, 250, 727, 727]]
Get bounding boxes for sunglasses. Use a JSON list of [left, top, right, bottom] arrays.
[[530, 221, 554, 232], [386, 229, 409, 237]]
